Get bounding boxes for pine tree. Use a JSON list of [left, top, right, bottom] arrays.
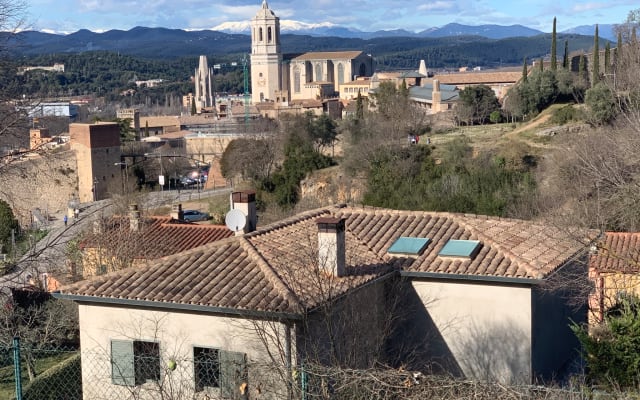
[[592, 25, 600, 87], [563, 40, 569, 69], [521, 57, 528, 82], [551, 17, 557, 71]]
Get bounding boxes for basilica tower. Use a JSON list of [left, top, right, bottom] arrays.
[[250, 0, 282, 104]]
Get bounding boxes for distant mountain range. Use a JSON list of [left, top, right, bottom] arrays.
[[6, 23, 606, 66], [212, 20, 616, 42]]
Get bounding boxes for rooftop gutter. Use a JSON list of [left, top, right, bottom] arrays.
[[52, 293, 303, 321], [400, 270, 541, 286]]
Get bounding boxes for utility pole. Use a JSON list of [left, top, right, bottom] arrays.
[[243, 54, 249, 125]]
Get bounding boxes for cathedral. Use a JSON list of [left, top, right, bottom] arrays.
[[250, 0, 374, 104]]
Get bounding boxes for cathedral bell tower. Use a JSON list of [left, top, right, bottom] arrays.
[[250, 0, 282, 104]]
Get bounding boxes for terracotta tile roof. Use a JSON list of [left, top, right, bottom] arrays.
[[589, 232, 640, 272], [82, 216, 233, 260], [433, 71, 522, 85], [59, 206, 589, 315], [293, 51, 363, 61], [335, 208, 588, 279]]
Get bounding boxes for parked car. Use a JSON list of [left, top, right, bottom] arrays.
[[183, 210, 211, 222]]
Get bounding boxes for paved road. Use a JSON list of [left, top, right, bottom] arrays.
[[0, 186, 232, 293]]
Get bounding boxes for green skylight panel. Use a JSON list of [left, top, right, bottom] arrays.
[[438, 239, 481, 258], [388, 237, 431, 256]]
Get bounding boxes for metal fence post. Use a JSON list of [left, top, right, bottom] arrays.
[[13, 337, 23, 400]]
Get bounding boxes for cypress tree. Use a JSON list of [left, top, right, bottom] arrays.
[[191, 97, 197, 115], [604, 42, 611, 74], [355, 90, 364, 121], [551, 17, 557, 71], [579, 53, 588, 85], [617, 31, 623, 58], [539, 57, 544, 72], [522, 57, 528, 82], [563, 40, 569, 69], [592, 25, 600, 87]]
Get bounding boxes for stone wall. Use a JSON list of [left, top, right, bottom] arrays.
[[0, 148, 78, 225]]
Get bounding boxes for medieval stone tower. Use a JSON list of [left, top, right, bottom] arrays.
[[250, 0, 282, 104]]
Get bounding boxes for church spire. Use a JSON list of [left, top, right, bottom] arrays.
[[262, 0, 268, 9]]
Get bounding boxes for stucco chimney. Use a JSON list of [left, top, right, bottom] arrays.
[[170, 204, 184, 221], [129, 204, 141, 232], [316, 217, 346, 277], [231, 190, 257, 233]]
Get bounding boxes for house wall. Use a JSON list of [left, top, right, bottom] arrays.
[[410, 279, 532, 384], [77, 304, 292, 400], [589, 269, 640, 324], [297, 279, 388, 368], [531, 270, 585, 383]]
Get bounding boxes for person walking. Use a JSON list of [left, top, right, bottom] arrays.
[[63, 215, 68, 227]]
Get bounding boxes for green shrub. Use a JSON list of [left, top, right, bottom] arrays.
[[550, 104, 579, 125]]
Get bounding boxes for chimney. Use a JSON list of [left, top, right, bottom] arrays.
[[316, 217, 346, 277], [231, 191, 257, 233], [170, 204, 184, 221], [129, 204, 141, 232], [432, 79, 442, 113]]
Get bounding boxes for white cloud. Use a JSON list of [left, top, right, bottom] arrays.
[[572, 2, 608, 12], [418, 1, 456, 12]]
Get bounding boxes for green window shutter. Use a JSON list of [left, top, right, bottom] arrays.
[[220, 350, 247, 399], [111, 340, 135, 386]]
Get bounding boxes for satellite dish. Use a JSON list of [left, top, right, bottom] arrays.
[[225, 209, 247, 232]]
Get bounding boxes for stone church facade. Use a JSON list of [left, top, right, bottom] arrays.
[[250, 0, 373, 104]]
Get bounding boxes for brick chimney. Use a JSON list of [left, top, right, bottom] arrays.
[[316, 217, 346, 277], [231, 190, 257, 233], [129, 204, 141, 232], [170, 204, 184, 221]]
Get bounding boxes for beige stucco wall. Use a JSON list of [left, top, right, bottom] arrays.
[[412, 280, 532, 383], [77, 304, 292, 400]]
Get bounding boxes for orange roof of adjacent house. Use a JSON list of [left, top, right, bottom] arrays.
[[59, 206, 590, 316], [589, 232, 640, 273]]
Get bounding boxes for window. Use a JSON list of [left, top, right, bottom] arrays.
[[111, 340, 160, 386], [258, 28, 263, 42], [267, 27, 272, 42], [193, 347, 247, 398], [194, 347, 219, 391]]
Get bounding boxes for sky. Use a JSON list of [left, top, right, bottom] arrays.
[[26, 0, 639, 34]]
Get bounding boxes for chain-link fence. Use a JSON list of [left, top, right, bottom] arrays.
[[0, 339, 629, 400]]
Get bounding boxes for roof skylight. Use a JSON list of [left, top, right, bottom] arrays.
[[438, 239, 481, 258], [388, 237, 431, 256]]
